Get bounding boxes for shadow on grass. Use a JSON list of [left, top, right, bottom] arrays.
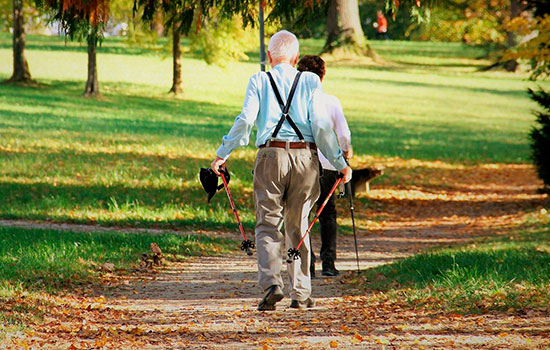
[[0, 225, 237, 292], [0, 80, 241, 145], [348, 119, 529, 163], [0, 79, 531, 163], [0, 155, 257, 231], [349, 76, 527, 98]]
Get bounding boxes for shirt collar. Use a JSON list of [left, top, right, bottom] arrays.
[[272, 62, 296, 73]]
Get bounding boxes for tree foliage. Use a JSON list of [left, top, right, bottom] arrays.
[[134, 0, 324, 34], [0, 0, 12, 31], [35, 0, 110, 36], [528, 87, 550, 193], [408, 0, 509, 44], [189, 12, 257, 66], [385, 0, 435, 21], [503, 14, 550, 80]]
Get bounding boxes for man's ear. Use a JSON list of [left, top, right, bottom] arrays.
[[267, 51, 273, 66], [290, 51, 300, 66]]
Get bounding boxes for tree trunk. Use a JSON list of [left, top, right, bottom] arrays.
[[323, 0, 374, 57], [170, 27, 183, 95], [503, 0, 522, 71], [84, 33, 100, 97], [7, 0, 32, 83], [152, 11, 164, 36]]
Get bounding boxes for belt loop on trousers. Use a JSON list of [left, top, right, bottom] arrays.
[[266, 140, 271, 147], [285, 141, 290, 151]]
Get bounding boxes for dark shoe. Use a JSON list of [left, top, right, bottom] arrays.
[[322, 260, 339, 277], [310, 263, 316, 279], [257, 285, 284, 311], [289, 297, 315, 309]]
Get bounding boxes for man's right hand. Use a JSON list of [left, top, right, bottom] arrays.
[[340, 166, 352, 184]]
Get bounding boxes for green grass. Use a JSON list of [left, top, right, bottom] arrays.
[[0, 225, 235, 333], [0, 33, 548, 228], [359, 226, 550, 313], [0, 226, 235, 291]]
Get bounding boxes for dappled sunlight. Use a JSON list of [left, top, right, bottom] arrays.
[[369, 188, 542, 202], [329, 158, 550, 261], [3, 25, 550, 349]]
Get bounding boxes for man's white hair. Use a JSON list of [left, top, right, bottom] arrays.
[[268, 30, 299, 61]]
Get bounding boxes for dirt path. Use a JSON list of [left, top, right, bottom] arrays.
[[2, 163, 550, 349]]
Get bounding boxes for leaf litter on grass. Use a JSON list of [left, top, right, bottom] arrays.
[[1, 161, 549, 349]]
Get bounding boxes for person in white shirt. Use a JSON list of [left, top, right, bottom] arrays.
[[297, 55, 353, 277]]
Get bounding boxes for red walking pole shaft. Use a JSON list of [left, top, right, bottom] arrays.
[[219, 171, 254, 256], [220, 172, 247, 242], [295, 176, 344, 251]]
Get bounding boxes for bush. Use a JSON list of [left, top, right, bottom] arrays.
[[529, 88, 550, 192]]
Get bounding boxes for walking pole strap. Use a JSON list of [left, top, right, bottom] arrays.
[[266, 71, 304, 140]]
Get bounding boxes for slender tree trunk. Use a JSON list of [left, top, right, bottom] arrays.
[[152, 11, 164, 36], [503, 0, 522, 72], [7, 0, 32, 83], [323, 0, 374, 57], [84, 33, 100, 97], [170, 27, 183, 95]]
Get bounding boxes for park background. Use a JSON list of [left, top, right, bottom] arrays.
[[1, 0, 550, 349]]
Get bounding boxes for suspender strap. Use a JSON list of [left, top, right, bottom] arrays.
[[266, 71, 304, 140]]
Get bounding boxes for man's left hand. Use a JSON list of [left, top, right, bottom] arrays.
[[211, 157, 226, 175], [340, 166, 352, 184]]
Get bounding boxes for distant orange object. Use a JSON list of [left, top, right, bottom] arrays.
[[376, 11, 389, 39], [377, 14, 388, 33]]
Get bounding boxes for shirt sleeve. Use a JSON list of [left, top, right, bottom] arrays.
[[308, 79, 347, 171], [216, 74, 260, 160], [332, 97, 352, 152]]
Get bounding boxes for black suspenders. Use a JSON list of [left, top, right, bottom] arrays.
[[266, 71, 304, 140]]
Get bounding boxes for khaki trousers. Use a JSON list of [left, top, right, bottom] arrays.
[[253, 146, 320, 301]]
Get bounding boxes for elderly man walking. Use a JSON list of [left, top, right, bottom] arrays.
[[211, 30, 352, 311]]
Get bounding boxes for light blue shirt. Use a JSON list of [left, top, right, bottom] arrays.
[[216, 63, 347, 171]]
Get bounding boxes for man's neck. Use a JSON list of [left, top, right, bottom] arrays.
[[271, 60, 292, 68]]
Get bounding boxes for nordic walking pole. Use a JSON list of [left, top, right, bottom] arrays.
[[346, 181, 361, 275], [219, 169, 254, 256], [287, 174, 344, 263]]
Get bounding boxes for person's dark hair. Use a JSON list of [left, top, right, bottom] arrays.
[[297, 55, 326, 81]]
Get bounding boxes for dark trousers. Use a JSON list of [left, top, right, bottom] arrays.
[[376, 32, 389, 40], [311, 170, 338, 266]]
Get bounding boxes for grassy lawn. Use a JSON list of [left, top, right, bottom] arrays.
[[0, 225, 235, 334], [0, 226, 234, 290], [0, 33, 547, 229], [0, 33, 549, 339], [353, 223, 550, 314]]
